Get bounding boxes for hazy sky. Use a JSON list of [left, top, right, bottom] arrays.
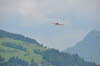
[[0, 0, 100, 50]]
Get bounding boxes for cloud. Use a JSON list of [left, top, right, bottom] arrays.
[[0, 0, 100, 27], [0, 0, 100, 50]]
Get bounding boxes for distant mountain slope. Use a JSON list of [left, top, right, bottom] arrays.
[[0, 29, 99, 66], [64, 30, 100, 64], [0, 30, 39, 45]]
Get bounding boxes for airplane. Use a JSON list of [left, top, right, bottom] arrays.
[[52, 22, 64, 25]]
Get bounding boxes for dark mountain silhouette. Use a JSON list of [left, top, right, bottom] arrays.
[[64, 30, 100, 64]]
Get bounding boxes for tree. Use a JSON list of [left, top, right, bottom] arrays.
[[0, 56, 4, 62], [30, 59, 38, 66]]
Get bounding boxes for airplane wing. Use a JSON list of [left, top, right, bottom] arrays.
[[58, 24, 64, 25], [51, 23, 64, 25], [52, 23, 57, 24]]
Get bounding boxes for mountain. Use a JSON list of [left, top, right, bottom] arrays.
[[0, 29, 99, 66], [64, 30, 100, 65], [0, 30, 40, 45]]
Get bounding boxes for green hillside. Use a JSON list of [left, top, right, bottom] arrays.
[[0, 38, 46, 63], [0, 30, 40, 45], [0, 30, 99, 66]]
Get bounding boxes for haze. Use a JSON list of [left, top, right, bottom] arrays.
[[0, 0, 100, 50]]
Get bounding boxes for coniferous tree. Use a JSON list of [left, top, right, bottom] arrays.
[[30, 59, 38, 66]]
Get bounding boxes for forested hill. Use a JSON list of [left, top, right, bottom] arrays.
[[0, 29, 99, 66], [0, 30, 40, 45]]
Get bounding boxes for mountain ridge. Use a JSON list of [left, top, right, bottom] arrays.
[[0, 29, 40, 45], [64, 30, 100, 65], [0, 29, 99, 66]]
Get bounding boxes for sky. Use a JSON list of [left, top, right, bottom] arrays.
[[0, 0, 100, 50]]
